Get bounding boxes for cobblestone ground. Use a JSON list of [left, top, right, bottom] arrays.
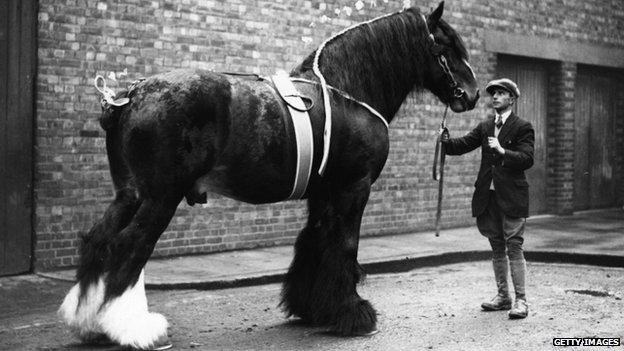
[[1, 261, 622, 350]]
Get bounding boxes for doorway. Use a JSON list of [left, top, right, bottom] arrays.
[[0, 0, 37, 275]]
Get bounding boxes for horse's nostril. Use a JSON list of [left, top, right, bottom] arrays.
[[475, 89, 480, 100]]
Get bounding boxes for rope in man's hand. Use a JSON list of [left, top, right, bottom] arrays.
[[433, 106, 450, 237]]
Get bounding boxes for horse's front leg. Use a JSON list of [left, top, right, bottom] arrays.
[[282, 177, 377, 335], [60, 194, 181, 350]]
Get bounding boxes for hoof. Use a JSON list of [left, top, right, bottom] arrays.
[[78, 332, 115, 346], [354, 328, 379, 337], [332, 298, 378, 336]]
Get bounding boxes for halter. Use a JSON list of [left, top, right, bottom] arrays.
[[428, 33, 468, 103]]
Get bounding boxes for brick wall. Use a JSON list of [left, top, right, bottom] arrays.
[[547, 62, 577, 215], [614, 76, 624, 209], [34, 0, 624, 269]]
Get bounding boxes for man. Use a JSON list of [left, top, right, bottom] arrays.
[[442, 78, 534, 319]]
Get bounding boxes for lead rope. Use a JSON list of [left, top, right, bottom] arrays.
[[433, 105, 449, 237]]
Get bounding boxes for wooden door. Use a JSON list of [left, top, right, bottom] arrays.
[[0, 0, 36, 276], [574, 69, 617, 210], [497, 56, 549, 215]]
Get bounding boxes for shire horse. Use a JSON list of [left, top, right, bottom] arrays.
[[60, 3, 479, 349]]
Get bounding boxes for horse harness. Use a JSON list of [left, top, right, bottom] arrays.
[[271, 71, 314, 200], [269, 71, 388, 200], [222, 72, 388, 201]]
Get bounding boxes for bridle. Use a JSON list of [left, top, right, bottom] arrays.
[[428, 34, 468, 104], [428, 33, 466, 237], [437, 54, 467, 100]]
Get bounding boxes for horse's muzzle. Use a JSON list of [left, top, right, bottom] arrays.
[[450, 88, 479, 112]]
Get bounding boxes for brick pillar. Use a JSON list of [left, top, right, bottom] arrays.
[[547, 61, 576, 215], [614, 74, 624, 208]]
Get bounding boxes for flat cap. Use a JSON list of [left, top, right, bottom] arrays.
[[485, 78, 520, 99]]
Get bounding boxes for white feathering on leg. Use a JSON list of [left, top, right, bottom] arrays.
[[99, 270, 168, 349], [58, 275, 107, 342], [59, 270, 168, 349]]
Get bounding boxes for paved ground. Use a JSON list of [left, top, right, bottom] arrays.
[[1, 208, 622, 350], [39, 208, 624, 288], [1, 261, 622, 350]]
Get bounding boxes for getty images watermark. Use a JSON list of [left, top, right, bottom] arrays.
[[553, 338, 621, 347]]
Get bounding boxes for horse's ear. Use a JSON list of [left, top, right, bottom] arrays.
[[427, 1, 444, 30]]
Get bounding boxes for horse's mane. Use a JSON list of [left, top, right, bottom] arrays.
[[291, 8, 470, 117], [291, 8, 442, 116]]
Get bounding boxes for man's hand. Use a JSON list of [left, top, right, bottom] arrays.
[[440, 128, 450, 143], [488, 137, 505, 155]]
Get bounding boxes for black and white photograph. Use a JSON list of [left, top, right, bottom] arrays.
[[0, 0, 622, 349]]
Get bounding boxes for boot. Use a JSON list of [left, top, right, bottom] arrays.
[[481, 258, 512, 311], [508, 259, 528, 319]]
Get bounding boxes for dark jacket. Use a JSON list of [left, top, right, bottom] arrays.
[[444, 112, 535, 218]]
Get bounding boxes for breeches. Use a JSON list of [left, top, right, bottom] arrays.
[[476, 190, 526, 261]]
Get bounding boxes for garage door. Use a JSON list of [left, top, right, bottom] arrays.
[[574, 67, 617, 210], [0, 0, 36, 275]]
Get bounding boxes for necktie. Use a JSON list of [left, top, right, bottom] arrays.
[[495, 115, 503, 129]]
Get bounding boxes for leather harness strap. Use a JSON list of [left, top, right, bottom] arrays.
[[433, 106, 449, 237], [271, 71, 314, 200]]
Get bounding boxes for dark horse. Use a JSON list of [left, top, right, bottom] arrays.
[[60, 3, 479, 349]]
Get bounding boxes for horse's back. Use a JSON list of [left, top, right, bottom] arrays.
[[121, 69, 296, 203], [118, 69, 389, 204]]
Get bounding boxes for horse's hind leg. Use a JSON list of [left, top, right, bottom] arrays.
[[281, 177, 377, 335], [59, 145, 182, 349], [97, 194, 181, 349], [65, 193, 181, 350], [59, 128, 143, 343], [58, 188, 141, 343]]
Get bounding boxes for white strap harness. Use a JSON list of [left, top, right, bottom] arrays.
[[271, 71, 314, 200], [313, 11, 398, 176]]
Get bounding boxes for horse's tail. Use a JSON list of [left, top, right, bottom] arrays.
[[76, 90, 140, 288], [98, 91, 130, 131]]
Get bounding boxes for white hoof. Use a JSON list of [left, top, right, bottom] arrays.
[[59, 270, 168, 350]]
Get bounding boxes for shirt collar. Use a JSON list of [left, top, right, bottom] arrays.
[[496, 109, 512, 124]]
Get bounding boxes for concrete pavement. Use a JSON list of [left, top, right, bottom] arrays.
[[38, 208, 624, 289]]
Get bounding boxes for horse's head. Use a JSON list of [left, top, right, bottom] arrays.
[[425, 2, 479, 112]]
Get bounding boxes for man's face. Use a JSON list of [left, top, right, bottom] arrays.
[[491, 88, 514, 112]]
